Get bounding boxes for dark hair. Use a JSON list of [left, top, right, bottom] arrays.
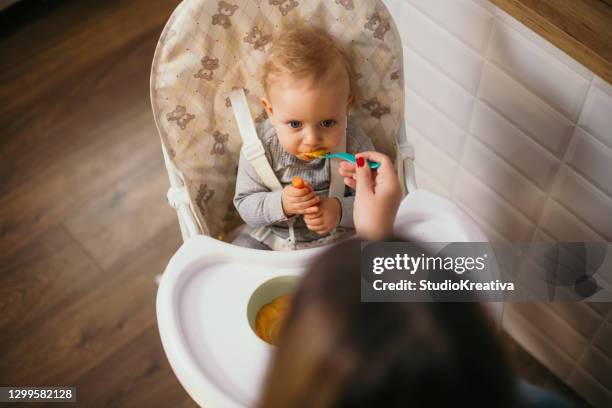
[[259, 239, 519, 408]]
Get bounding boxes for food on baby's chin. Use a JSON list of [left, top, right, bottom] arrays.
[[292, 176, 306, 189], [255, 294, 292, 346]]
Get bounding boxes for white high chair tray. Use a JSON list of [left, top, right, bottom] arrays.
[[394, 189, 487, 242], [156, 237, 326, 408], [157, 190, 490, 408]]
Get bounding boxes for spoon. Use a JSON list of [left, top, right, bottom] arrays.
[[304, 150, 380, 169]]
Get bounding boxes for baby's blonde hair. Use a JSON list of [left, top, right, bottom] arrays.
[[261, 24, 355, 97]]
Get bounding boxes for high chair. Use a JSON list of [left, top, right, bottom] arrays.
[[151, 0, 499, 406]]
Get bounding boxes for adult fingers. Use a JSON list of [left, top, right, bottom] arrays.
[[356, 151, 394, 175], [338, 166, 355, 178], [354, 153, 374, 197], [344, 177, 357, 190], [338, 161, 355, 175], [355, 151, 390, 165]]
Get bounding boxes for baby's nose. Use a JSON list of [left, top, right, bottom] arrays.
[[303, 127, 321, 146]]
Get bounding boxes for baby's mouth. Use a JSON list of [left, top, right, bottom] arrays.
[[301, 149, 329, 159]]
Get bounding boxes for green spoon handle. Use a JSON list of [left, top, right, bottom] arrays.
[[326, 152, 381, 169]]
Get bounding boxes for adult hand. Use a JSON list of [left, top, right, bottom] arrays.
[[350, 151, 402, 241]]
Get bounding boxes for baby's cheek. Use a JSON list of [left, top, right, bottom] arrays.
[[326, 130, 345, 149], [277, 132, 300, 155]]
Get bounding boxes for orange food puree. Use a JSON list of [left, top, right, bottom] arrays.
[[303, 149, 328, 158], [255, 294, 292, 345]]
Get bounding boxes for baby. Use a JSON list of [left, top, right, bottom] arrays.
[[233, 25, 375, 250]]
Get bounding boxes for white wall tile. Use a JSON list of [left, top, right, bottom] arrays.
[[405, 89, 467, 158], [599, 275, 612, 295], [478, 63, 573, 158], [407, 125, 458, 189], [478, 64, 574, 158], [551, 167, 612, 241], [587, 302, 612, 318], [413, 162, 450, 198], [407, 0, 493, 55], [493, 8, 594, 81], [503, 307, 574, 378], [593, 76, 612, 98], [579, 347, 612, 391], [579, 85, 612, 149], [488, 21, 590, 121], [548, 303, 603, 340], [510, 303, 588, 360], [453, 169, 535, 242], [532, 229, 555, 243], [392, 1, 484, 93], [596, 251, 612, 289], [540, 200, 604, 242], [381, 0, 400, 15], [568, 368, 612, 408], [403, 46, 475, 129], [455, 200, 517, 242], [470, 102, 560, 191], [566, 128, 612, 198], [594, 322, 612, 358], [471, 0, 496, 15], [462, 138, 547, 221], [386, 1, 612, 402], [459, 206, 510, 241]]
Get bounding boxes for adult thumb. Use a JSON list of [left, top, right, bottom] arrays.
[[355, 155, 374, 197]]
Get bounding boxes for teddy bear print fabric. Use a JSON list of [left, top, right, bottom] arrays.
[[151, 0, 404, 238]]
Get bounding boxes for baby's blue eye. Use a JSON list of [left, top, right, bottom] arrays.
[[288, 120, 302, 129], [320, 119, 337, 128]]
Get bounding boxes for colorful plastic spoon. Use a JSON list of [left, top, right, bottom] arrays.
[[304, 150, 380, 169]]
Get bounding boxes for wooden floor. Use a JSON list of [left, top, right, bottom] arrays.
[[0, 1, 590, 407], [0, 0, 197, 406]]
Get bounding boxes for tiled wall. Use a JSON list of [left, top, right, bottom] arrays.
[[382, 0, 612, 406]]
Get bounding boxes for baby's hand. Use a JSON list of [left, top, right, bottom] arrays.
[[339, 161, 357, 190], [303, 197, 341, 235], [282, 179, 320, 216]]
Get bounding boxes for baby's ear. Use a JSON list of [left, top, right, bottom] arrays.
[[261, 97, 273, 116], [347, 95, 354, 112]]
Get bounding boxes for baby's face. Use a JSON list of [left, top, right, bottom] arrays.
[[262, 63, 352, 161]]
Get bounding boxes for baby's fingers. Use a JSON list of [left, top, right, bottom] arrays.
[[304, 217, 324, 227], [302, 206, 320, 215], [304, 210, 322, 220], [286, 186, 313, 198], [292, 198, 321, 213], [304, 219, 325, 232], [291, 191, 319, 204], [296, 192, 320, 205], [309, 225, 330, 235]]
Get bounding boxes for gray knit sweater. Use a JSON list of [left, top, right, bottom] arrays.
[[233, 117, 375, 242]]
